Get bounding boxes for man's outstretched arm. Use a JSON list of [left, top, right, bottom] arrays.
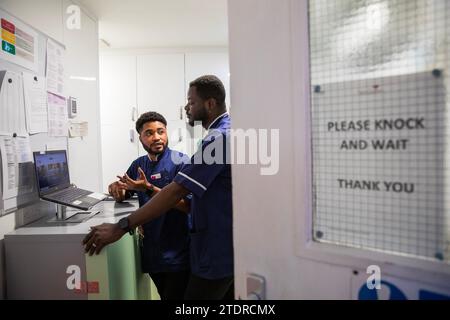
[[118, 167, 191, 213]]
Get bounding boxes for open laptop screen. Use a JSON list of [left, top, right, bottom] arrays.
[[33, 150, 71, 195]]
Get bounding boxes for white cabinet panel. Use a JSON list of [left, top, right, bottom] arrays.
[[185, 52, 230, 108], [137, 54, 185, 121], [99, 55, 139, 191], [101, 124, 139, 190], [100, 55, 137, 126]]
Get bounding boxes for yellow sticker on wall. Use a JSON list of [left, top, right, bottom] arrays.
[[1, 29, 15, 45]]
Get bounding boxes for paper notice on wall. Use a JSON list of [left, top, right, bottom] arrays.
[[46, 38, 65, 97], [310, 71, 447, 260], [0, 70, 28, 136], [46, 140, 68, 151], [47, 92, 68, 137], [69, 121, 88, 137], [0, 136, 19, 200], [3, 197, 17, 212], [23, 72, 48, 134], [0, 9, 39, 72], [15, 136, 32, 163]]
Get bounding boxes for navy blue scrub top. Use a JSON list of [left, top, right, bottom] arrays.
[[126, 147, 191, 274], [173, 113, 233, 280]]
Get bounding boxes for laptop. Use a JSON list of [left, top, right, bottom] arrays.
[[33, 150, 106, 210]]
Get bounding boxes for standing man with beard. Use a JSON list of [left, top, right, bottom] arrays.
[[85, 75, 233, 300], [108, 111, 191, 300]]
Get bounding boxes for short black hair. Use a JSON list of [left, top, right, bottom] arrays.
[[189, 75, 226, 107], [135, 111, 167, 133]]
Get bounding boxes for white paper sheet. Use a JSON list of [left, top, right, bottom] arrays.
[[3, 197, 17, 212], [0, 70, 28, 136], [15, 136, 32, 163], [23, 72, 48, 134], [46, 141, 68, 151], [68, 121, 88, 137], [47, 92, 68, 137], [89, 192, 107, 200], [0, 136, 18, 200], [46, 39, 65, 97]]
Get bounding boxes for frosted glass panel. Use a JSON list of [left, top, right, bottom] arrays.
[[309, 0, 450, 263]]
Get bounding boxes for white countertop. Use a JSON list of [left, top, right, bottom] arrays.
[[5, 200, 139, 237]]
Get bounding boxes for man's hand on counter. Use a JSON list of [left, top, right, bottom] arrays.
[[82, 223, 126, 255], [108, 181, 127, 202]]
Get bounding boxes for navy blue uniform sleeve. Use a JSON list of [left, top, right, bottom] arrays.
[[125, 161, 138, 197], [125, 162, 135, 178], [172, 152, 194, 202], [173, 135, 227, 198]]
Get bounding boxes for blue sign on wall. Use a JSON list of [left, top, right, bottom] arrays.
[[359, 280, 450, 300], [358, 280, 407, 300]]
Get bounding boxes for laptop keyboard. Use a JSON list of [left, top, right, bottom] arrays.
[[49, 188, 92, 203]]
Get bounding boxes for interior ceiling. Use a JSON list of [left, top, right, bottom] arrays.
[[79, 0, 228, 49]]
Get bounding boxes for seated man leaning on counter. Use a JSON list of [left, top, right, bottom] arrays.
[[108, 111, 191, 300]]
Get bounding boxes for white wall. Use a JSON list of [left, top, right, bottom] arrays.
[[0, 0, 64, 43], [0, 0, 66, 300], [0, 0, 101, 299], [0, 0, 101, 228], [229, 0, 450, 299], [63, 0, 103, 193]]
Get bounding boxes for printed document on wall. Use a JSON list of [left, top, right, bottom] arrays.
[[69, 121, 88, 137], [0, 136, 18, 201], [0, 9, 39, 72], [46, 39, 65, 97], [23, 72, 48, 134], [0, 70, 28, 136], [47, 92, 68, 137], [15, 136, 32, 163]]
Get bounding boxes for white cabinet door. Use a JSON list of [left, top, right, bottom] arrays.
[[99, 55, 139, 191], [185, 52, 230, 108], [137, 54, 186, 121]]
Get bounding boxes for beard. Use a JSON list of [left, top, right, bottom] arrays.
[[187, 109, 207, 127], [142, 141, 168, 156]]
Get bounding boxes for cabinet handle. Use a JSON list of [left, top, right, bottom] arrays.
[[131, 107, 138, 121], [180, 106, 183, 120]]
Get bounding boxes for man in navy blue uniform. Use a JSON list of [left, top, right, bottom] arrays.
[[107, 111, 191, 300], [85, 75, 234, 300]]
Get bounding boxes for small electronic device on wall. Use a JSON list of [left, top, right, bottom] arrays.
[[67, 96, 78, 118]]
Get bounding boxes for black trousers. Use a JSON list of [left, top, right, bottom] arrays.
[[183, 274, 234, 300], [149, 270, 190, 300]]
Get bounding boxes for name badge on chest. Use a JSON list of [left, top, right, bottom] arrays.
[[150, 173, 161, 180]]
